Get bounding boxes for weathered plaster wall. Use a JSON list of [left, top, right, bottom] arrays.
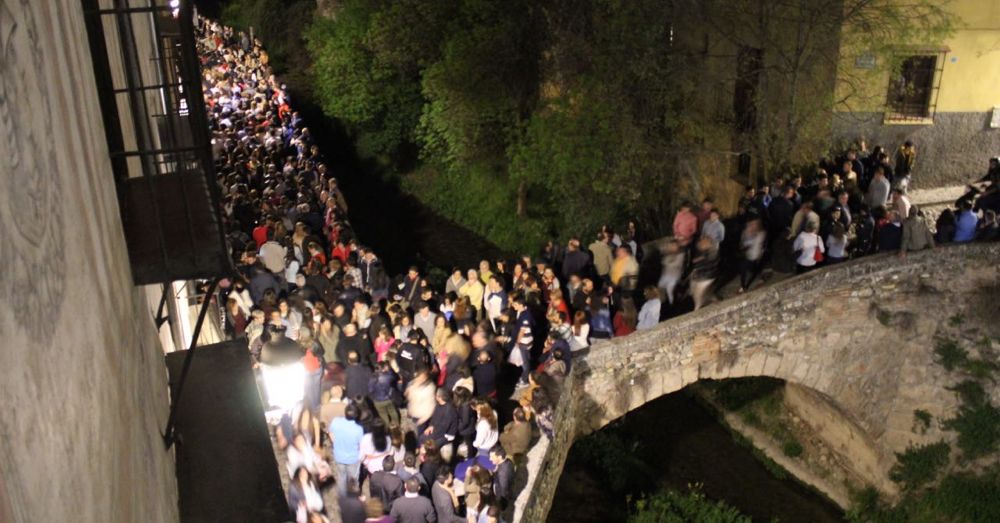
[[517, 243, 1000, 522], [0, 1, 178, 521], [782, 383, 890, 494], [832, 112, 1000, 188]]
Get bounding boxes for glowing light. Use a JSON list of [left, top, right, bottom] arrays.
[[260, 361, 306, 414]]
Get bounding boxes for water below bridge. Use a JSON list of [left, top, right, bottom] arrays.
[[549, 390, 845, 522]]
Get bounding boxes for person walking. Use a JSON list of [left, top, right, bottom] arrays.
[[329, 404, 365, 496], [689, 238, 719, 310], [738, 218, 766, 293]]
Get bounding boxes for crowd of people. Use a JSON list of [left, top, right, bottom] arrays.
[[662, 142, 1000, 308], [195, 14, 1000, 523], [197, 18, 542, 523]]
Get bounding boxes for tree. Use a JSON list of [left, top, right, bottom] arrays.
[[306, 0, 454, 159]]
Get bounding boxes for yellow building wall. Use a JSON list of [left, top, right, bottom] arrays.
[[835, 0, 1000, 114], [935, 18, 1000, 111]]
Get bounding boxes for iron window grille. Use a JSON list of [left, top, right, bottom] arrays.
[[884, 49, 947, 124], [83, 0, 232, 284]]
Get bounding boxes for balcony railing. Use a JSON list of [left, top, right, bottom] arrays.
[[83, 0, 231, 284]]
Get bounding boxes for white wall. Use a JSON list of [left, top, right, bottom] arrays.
[[0, 1, 179, 521]]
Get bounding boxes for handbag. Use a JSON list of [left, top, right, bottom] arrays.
[[813, 245, 824, 263]]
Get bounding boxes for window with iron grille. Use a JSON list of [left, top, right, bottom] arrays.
[[82, 0, 232, 284], [884, 54, 943, 123]]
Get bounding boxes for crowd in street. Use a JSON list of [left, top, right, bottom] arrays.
[[196, 15, 1000, 523]]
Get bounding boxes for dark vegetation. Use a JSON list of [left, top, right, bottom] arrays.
[[215, 0, 954, 254]]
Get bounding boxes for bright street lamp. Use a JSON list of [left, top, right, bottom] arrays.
[[258, 325, 305, 424]]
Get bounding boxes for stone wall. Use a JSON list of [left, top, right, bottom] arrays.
[[832, 112, 1000, 188], [0, 1, 178, 521], [517, 243, 1000, 522]]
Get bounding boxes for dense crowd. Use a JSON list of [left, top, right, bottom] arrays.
[[195, 15, 1000, 523]]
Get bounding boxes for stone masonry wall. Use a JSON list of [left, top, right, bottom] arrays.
[[517, 243, 1000, 522], [0, 1, 179, 521]]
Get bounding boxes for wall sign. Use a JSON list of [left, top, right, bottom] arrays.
[[855, 53, 876, 69]]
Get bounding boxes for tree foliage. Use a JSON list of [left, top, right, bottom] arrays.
[[296, 0, 956, 252], [630, 485, 752, 523]]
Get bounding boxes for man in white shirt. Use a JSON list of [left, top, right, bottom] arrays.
[[258, 230, 286, 274]]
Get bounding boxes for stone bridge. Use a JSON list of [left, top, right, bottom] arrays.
[[515, 243, 1000, 522]]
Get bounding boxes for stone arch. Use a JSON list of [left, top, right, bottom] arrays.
[[516, 243, 1000, 522]]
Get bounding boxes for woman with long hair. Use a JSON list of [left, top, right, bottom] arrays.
[[826, 222, 849, 264], [359, 419, 393, 477], [452, 295, 475, 335], [287, 466, 324, 523], [393, 311, 413, 341], [419, 439, 443, 486], [224, 297, 248, 339], [373, 325, 394, 363], [295, 407, 322, 454], [472, 403, 499, 456], [465, 464, 493, 522]]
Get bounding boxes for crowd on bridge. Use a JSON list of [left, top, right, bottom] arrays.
[[195, 14, 1000, 523]]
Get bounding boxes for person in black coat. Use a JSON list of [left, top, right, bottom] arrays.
[[432, 469, 465, 523], [561, 238, 590, 280], [453, 388, 476, 452], [767, 187, 797, 237], [490, 446, 515, 510], [876, 212, 904, 252], [471, 350, 498, 398], [422, 388, 458, 449], [343, 351, 372, 400], [396, 332, 428, 386], [336, 323, 371, 366], [369, 456, 405, 511]]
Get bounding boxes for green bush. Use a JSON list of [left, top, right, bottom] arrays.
[[629, 485, 752, 523], [845, 485, 882, 521], [962, 359, 999, 382], [851, 468, 1000, 523], [783, 439, 804, 458], [889, 442, 950, 491], [949, 380, 987, 406], [943, 402, 1000, 460], [934, 338, 968, 371], [913, 409, 933, 433]]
